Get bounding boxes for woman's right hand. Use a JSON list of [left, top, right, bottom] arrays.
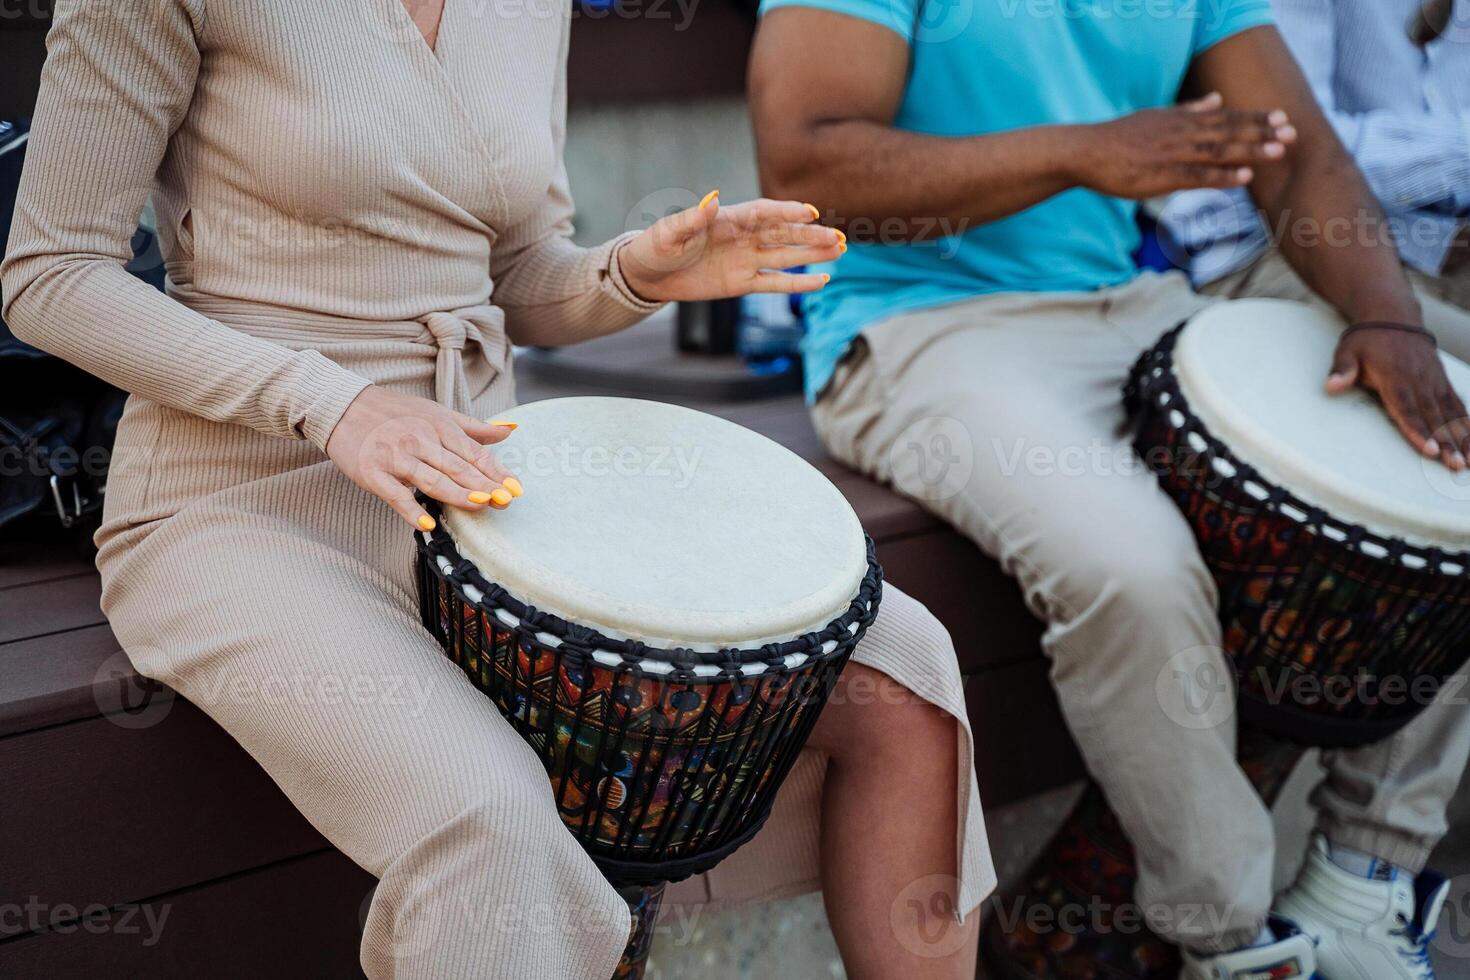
[[326, 386, 521, 531]]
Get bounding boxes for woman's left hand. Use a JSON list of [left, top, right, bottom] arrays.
[[617, 193, 846, 303]]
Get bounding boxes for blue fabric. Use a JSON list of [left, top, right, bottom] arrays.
[[1159, 0, 1470, 286], [756, 0, 1275, 399]]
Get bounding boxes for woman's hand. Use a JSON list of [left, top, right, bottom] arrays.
[[617, 192, 846, 303], [1327, 325, 1470, 470], [326, 386, 522, 530]]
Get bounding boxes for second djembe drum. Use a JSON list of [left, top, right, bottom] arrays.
[[415, 396, 882, 979], [988, 299, 1470, 979]]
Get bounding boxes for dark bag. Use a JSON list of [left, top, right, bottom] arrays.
[[0, 118, 163, 549]]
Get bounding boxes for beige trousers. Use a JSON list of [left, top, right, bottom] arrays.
[[98, 302, 993, 979], [812, 270, 1470, 953]]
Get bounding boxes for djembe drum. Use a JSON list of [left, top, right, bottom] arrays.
[[415, 397, 882, 979], [988, 300, 1470, 979]]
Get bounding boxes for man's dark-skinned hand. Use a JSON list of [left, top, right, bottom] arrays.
[[1327, 326, 1470, 469], [1076, 92, 1296, 199]]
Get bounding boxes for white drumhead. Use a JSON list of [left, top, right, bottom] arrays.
[[1174, 299, 1470, 550], [441, 397, 868, 648]]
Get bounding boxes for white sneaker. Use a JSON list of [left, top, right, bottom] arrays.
[[1275, 833, 1450, 980], [1178, 915, 1317, 980]]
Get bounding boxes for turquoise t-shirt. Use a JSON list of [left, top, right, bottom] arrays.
[[756, 0, 1275, 398]]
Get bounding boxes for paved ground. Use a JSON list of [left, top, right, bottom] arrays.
[[649, 757, 1470, 978]]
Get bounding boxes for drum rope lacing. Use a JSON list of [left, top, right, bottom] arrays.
[[1126, 323, 1470, 747], [1124, 324, 1470, 576], [412, 495, 885, 884]]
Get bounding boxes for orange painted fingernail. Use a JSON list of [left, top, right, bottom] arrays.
[[838, 243, 848, 254], [417, 514, 437, 531], [699, 189, 720, 209], [489, 419, 518, 431], [835, 230, 846, 244], [468, 491, 493, 505], [490, 488, 513, 507], [503, 477, 524, 497], [805, 203, 821, 220], [821, 273, 831, 283]]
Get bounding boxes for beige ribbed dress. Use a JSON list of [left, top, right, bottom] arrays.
[[1, 1, 993, 976]]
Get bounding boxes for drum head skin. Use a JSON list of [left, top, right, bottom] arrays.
[[1175, 300, 1470, 550], [443, 397, 868, 648]]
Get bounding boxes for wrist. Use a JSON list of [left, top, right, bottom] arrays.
[[1346, 300, 1423, 330], [613, 234, 661, 305], [1047, 124, 1101, 191]]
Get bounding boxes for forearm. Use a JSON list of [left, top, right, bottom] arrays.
[[1253, 141, 1421, 325], [493, 232, 662, 347], [0, 254, 371, 450], [759, 120, 1083, 238]]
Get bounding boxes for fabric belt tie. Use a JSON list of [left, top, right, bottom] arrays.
[[423, 310, 472, 413], [174, 291, 510, 417], [418, 305, 508, 414]]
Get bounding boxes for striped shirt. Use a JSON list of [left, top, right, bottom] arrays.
[[1159, 0, 1470, 283]]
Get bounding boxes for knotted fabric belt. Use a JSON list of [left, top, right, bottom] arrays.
[[178, 293, 511, 415], [420, 307, 506, 414]]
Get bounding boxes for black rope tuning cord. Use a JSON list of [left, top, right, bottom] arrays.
[[1125, 324, 1470, 749], [414, 496, 883, 885]]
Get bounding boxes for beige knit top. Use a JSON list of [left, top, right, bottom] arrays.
[[1, 0, 660, 451]]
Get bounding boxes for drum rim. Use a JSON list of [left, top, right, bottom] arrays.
[[1127, 324, 1470, 573], [440, 396, 871, 647], [415, 496, 884, 671]]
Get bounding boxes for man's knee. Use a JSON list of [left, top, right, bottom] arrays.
[[1048, 534, 1215, 629]]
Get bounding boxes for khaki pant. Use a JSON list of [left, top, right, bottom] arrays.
[[812, 270, 1470, 953]]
